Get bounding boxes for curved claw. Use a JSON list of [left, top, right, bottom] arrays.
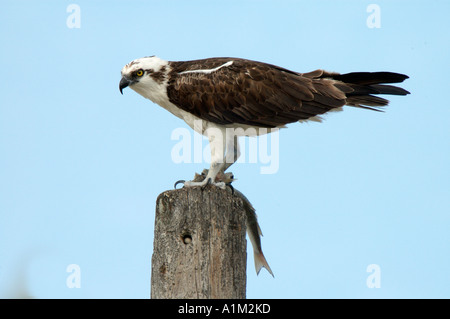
[[174, 180, 185, 189], [201, 178, 212, 190], [227, 183, 235, 195]]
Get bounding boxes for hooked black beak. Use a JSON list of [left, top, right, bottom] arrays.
[[119, 77, 132, 95]]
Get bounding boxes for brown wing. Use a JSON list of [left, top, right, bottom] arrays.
[[166, 58, 349, 128], [166, 58, 409, 128]]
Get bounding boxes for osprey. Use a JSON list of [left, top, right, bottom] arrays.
[[119, 56, 409, 188]]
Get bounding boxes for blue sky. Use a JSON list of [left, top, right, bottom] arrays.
[[0, 0, 449, 298]]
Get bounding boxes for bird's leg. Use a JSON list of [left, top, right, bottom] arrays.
[[179, 127, 227, 189], [223, 135, 241, 173], [192, 134, 239, 185]]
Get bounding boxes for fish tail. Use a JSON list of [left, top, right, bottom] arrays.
[[254, 250, 274, 277]]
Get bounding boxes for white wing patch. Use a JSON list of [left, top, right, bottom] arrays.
[[178, 61, 233, 75]]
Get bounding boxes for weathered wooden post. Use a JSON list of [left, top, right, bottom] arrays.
[[151, 186, 247, 299]]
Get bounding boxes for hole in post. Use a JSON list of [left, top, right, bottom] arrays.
[[182, 233, 192, 244]]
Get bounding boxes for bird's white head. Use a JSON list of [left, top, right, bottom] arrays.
[[119, 56, 169, 102]]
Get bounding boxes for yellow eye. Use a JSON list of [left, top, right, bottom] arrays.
[[136, 70, 144, 77]]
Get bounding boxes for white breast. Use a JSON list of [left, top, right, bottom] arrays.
[[131, 78, 208, 134]]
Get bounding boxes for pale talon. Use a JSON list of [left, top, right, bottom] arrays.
[[214, 182, 226, 190], [181, 179, 226, 189], [183, 180, 194, 187]]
